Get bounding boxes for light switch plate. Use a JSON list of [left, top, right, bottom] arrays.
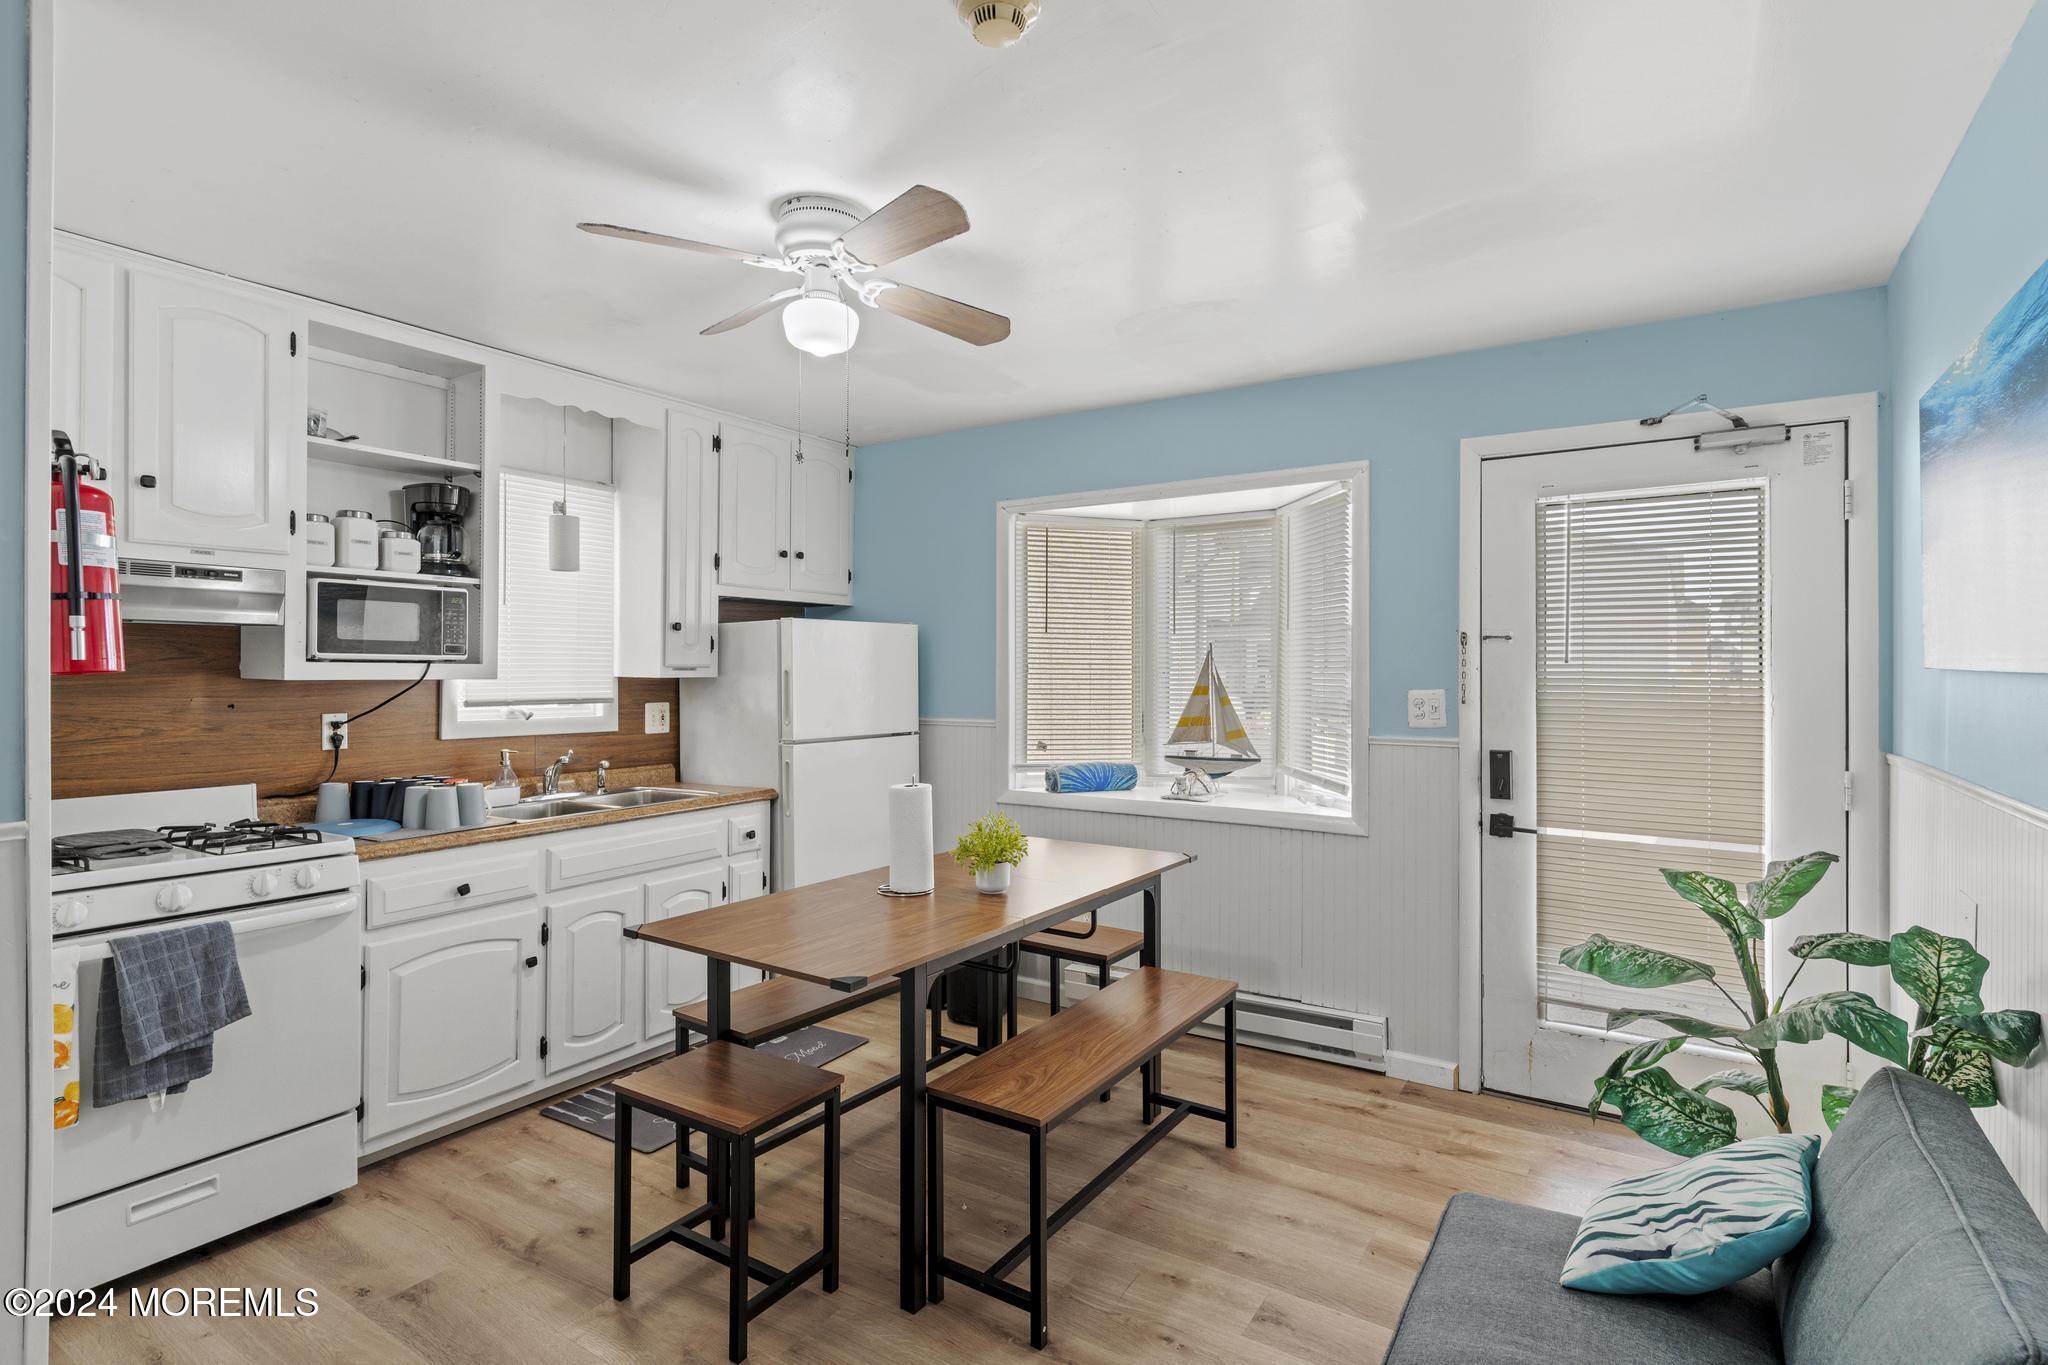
[[644, 701, 671, 735], [1408, 689, 1447, 729]]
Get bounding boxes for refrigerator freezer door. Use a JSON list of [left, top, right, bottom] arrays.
[[782, 619, 918, 742], [779, 733, 921, 888]]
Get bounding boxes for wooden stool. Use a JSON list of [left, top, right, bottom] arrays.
[[611, 1043, 842, 1363]]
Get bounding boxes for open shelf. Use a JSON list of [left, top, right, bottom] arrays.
[[307, 436, 481, 477], [310, 565, 481, 587]]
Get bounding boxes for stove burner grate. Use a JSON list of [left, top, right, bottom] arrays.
[[158, 819, 323, 856]]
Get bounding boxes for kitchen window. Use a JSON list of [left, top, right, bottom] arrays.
[[441, 471, 620, 738], [998, 464, 1368, 834]]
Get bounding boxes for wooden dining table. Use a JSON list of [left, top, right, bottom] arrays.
[[631, 837, 1192, 1313]]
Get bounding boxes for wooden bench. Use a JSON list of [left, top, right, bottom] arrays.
[[924, 966, 1239, 1349], [611, 1043, 841, 1363]]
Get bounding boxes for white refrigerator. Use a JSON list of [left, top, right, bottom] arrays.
[[677, 618, 919, 889]]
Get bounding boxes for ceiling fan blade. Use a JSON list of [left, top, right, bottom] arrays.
[[870, 282, 1010, 346], [837, 186, 970, 267], [701, 289, 800, 336], [578, 222, 765, 262]]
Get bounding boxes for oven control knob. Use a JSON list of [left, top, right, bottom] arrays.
[[294, 864, 324, 891], [154, 883, 194, 913], [249, 870, 281, 899], [53, 900, 88, 929]]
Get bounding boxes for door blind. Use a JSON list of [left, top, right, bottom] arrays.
[[461, 472, 617, 707], [1533, 484, 1766, 1026], [1280, 489, 1353, 796], [1146, 518, 1278, 782], [1015, 521, 1140, 766]]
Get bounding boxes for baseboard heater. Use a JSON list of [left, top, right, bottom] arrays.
[[1035, 964, 1388, 1070]]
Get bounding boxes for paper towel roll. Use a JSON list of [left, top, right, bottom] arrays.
[[887, 782, 936, 894]]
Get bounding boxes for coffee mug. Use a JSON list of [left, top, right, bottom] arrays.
[[454, 783, 486, 827], [423, 786, 460, 831], [400, 785, 430, 830], [314, 782, 349, 825]]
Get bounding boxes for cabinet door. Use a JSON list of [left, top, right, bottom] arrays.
[[50, 246, 118, 472], [790, 442, 852, 600], [716, 420, 791, 592], [665, 407, 720, 671], [127, 270, 295, 555], [641, 863, 724, 1041], [361, 902, 543, 1141], [545, 884, 643, 1075], [728, 852, 769, 904]]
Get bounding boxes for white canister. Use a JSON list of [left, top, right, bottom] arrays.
[[379, 529, 422, 575], [303, 513, 336, 567], [334, 510, 378, 568]]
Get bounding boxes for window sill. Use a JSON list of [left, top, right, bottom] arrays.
[[1000, 784, 1364, 837]]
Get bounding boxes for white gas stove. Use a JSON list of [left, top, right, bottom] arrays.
[[48, 785, 361, 1289]]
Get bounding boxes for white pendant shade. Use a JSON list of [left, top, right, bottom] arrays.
[[783, 294, 859, 357], [548, 501, 581, 572]]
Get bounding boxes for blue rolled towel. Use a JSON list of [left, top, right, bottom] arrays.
[[1045, 762, 1138, 793]]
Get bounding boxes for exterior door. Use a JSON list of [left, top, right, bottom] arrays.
[[641, 864, 724, 1041], [664, 407, 720, 671], [126, 269, 296, 555], [361, 902, 543, 1140], [717, 419, 791, 592], [544, 885, 642, 1074], [1479, 423, 1850, 1133], [790, 441, 852, 599]]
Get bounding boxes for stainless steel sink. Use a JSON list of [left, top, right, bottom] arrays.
[[562, 787, 715, 812], [493, 797, 587, 821]]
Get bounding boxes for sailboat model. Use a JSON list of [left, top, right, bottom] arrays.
[[1163, 643, 1260, 801]]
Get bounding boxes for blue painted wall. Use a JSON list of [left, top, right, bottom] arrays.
[[0, 0, 25, 825], [1888, 2, 2048, 810], [839, 290, 1891, 733]]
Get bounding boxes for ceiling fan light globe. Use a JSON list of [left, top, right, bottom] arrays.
[[782, 295, 859, 357]]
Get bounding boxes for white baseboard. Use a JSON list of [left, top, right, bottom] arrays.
[[1386, 1051, 1460, 1089]]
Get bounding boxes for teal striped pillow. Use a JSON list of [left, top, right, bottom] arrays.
[[1561, 1133, 1819, 1295]]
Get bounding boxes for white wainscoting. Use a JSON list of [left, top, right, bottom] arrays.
[[918, 720, 1461, 1080], [1889, 755, 2048, 1218]]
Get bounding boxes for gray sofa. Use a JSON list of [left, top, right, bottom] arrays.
[[1384, 1068, 2048, 1365]]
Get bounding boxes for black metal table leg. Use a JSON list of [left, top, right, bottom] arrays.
[[1097, 960, 1113, 1102], [1224, 999, 1239, 1149], [729, 1133, 753, 1363], [926, 1099, 945, 1303], [1047, 952, 1063, 1015], [612, 1094, 632, 1301], [823, 1093, 841, 1293], [1141, 880, 1162, 1124], [1007, 953, 1020, 1039], [706, 958, 732, 1234], [1028, 1127, 1048, 1349], [673, 1019, 693, 1189], [898, 963, 930, 1312]]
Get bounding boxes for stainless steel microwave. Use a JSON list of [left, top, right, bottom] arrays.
[[307, 577, 470, 662]]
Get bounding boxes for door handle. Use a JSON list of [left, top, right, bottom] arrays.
[[1488, 813, 1538, 838]]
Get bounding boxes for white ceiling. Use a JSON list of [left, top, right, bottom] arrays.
[[55, 1, 2029, 445]]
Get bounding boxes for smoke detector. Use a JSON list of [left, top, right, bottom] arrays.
[[957, 0, 1040, 47]]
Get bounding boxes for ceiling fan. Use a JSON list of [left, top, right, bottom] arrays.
[[578, 187, 1010, 357]]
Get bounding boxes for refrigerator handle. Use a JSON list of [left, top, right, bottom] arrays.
[[781, 668, 792, 739], [781, 751, 793, 818]]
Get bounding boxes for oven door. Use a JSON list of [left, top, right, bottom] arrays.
[[308, 578, 465, 661], [53, 892, 361, 1207]]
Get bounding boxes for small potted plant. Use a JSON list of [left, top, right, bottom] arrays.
[[953, 811, 1029, 894]]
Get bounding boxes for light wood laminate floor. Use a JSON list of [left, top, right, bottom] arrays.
[[51, 998, 1664, 1364]]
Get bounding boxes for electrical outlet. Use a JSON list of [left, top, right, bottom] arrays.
[[321, 713, 350, 750], [644, 701, 671, 735], [1407, 689, 1447, 728]]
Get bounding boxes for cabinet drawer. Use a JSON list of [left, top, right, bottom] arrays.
[[364, 849, 540, 929], [726, 809, 765, 855], [545, 816, 723, 891]]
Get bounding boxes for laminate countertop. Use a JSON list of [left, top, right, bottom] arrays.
[[258, 765, 774, 862]]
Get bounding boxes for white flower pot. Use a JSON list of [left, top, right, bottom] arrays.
[[974, 863, 1013, 895]]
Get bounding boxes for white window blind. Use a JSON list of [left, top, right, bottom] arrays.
[[1533, 484, 1766, 1027], [459, 472, 618, 709], [1280, 489, 1353, 798], [1146, 519, 1278, 784], [1015, 520, 1140, 767]]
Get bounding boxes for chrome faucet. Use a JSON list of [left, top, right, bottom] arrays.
[[596, 760, 610, 795], [542, 749, 575, 796]]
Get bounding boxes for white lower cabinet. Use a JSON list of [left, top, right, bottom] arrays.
[[545, 884, 643, 1075], [358, 801, 771, 1154], [361, 901, 544, 1142]]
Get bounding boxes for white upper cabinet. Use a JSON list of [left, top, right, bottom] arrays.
[[666, 407, 720, 671], [126, 269, 296, 556], [717, 419, 792, 593], [50, 245, 118, 470], [790, 440, 853, 598]]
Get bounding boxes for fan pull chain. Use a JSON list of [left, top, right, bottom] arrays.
[[843, 305, 853, 456], [793, 338, 804, 463]]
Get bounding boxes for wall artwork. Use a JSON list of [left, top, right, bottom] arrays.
[[1920, 254, 2048, 672]]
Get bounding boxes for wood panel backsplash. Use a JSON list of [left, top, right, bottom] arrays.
[[51, 597, 803, 801]]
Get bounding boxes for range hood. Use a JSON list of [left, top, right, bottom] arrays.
[[118, 558, 286, 626]]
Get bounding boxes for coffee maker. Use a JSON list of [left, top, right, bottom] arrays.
[[403, 478, 474, 577]]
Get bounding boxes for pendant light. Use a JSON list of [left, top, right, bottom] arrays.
[[549, 406, 581, 572]]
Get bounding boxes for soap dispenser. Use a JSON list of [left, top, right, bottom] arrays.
[[485, 748, 522, 809]]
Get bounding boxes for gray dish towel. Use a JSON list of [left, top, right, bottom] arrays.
[[93, 921, 252, 1108]]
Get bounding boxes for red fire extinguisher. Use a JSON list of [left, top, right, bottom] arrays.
[[50, 430, 125, 675]]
